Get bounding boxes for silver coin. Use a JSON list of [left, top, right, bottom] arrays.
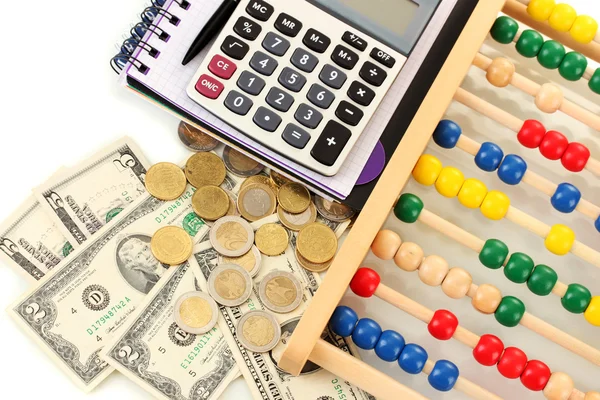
[[208, 264, 253, 307], [314, 196, 356, 222], [209, 216, 254, 257], [173, 291, 219, 335], [220, 245, 262, 278], [236, 310, 282, 353], [177, 121, 219, 152], [223, 146, 264, 177], [258, 270, 303, 314]]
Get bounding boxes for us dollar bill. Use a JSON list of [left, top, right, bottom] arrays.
[[9, 185, 208, 392], [189, 215, 374, 400], [34, 137, 151, 246], [102, 261, 239, 400]]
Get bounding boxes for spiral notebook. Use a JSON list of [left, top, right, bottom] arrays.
[[112, 0, 459, 202]]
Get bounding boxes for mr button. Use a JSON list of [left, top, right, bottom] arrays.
[[208, 54, 237, 79], [311, 121, 352, 166]]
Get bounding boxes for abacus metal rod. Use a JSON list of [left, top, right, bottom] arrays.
[[453, 87, 600, 177], [454, 133, 600, 221], [472, 53, 600, 131]]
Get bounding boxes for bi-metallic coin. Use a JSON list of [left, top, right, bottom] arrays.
[[277, 203, 317, 231], [209, 216, 254, 257], [237, 183, 277, 222], [259, 270, 303, 314], [223, 146, 264, 177], [173, 291, 219, 334], [236, 310, 282, 353], [221, 245, 262, 278], [208, 264, 253, 307], [178, 121, 219, 152]]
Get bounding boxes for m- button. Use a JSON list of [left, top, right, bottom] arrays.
[[208, 54, 237, 79], [195, 74, 224, 99]]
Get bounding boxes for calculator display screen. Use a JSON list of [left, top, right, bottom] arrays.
[[308, 0, 441, 55]]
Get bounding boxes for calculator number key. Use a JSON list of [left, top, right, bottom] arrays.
[[307, 84, 334, 109], [282, 124, 311, 149], [342, 31, 368, 51], [311, 120, 352, 166], [331, 45, 358, 70], [336, 101, 363, 126], [246, 0, 274, 21], [262, 32, 290, 56], [274, 13, 302, 37], [253, 106, 282, 132], [234, 16, 262, 41], [221, 35, 249, 60], [348, 81, 375, 106], [278, 67, 306, 92], [266, 87, 294, 112], [303, 28, 330, 53], [250, 51, 278, 76], [224, 91, 253, 115], [237, 71, 265, 95], [360, 61, 387, 87], [319, 64, 347, 89], [291, 48, 319, 73], [295, 104, 323, 129]]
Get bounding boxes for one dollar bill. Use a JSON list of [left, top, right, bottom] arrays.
[[9, 185, 208, 391], [103, 261, 239, 400]]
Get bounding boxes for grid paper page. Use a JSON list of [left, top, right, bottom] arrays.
[[126, 0, 457, 198]]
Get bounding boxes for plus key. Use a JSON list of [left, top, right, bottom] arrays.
[[311, 120, 352, 166]]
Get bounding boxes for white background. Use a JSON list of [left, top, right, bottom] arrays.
[[0, 1, 599, 399]]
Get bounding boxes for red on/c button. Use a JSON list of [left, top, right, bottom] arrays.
[[195, 74, 224, 99], [208, 54, 237, 79]]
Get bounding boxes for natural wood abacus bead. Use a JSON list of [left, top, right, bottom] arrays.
[[543, 372, 574, 400], [418, 255, 449, 286], [586, 392, 600, 400], [472, 284, 502, 314], [486, 57, 516, 87], [442, 268, 473, 299], [535, 83, 564, 114], [371, 230, 402, 260], [394, 242, 424, 272]]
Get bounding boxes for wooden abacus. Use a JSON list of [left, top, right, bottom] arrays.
[[279, 1, 600, 399]]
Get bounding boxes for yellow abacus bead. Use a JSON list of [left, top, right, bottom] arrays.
[[435, 167, 464, 198], [548, 3, 577, 32], [570, 15, 598, 44], [480, 190, 510, 221], [527, 0, 556, 21], [544, 224, 575, 255], [458, 178, 488, 209], [412, 154, 443, 186], [584, 296, 600, 327]]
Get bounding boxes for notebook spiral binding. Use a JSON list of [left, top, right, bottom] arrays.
[[110, 0, 191, 75]]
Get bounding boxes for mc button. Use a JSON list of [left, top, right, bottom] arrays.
[[195, 74, 224, 99]]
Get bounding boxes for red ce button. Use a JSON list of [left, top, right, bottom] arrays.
[[208, 54, 237, 79]]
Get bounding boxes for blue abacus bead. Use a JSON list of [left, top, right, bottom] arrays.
[[551, 183, 581, 213], [428, 360, 460, 392], [329, 306, 358, 337], [475, 142, 505, 172], [433, 120, 462, 149], [352, 318, 382, 350], [595, 215, 600, 233], [497, 154, 527, 185], [398, 343, 428, 374], [374, 330, 406, 362]]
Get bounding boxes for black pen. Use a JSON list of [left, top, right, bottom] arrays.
[[182, 0, 241, 66]]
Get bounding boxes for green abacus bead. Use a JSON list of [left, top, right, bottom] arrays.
[[394, 193, 423, 223], [559, 52, 588, 81], [537, 40, 566, 69], [479, 239, 509, 270], [561, 283, 592, 313], [527, 265, 558, 296], [588, 68, 600, 94], [516, 30, 544, 58], [503, 253, 534, 283], [490, 16, 519, 44], [494, 296, 526, 327]]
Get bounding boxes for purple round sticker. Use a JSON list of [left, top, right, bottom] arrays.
[[357, 141, 386, 185]]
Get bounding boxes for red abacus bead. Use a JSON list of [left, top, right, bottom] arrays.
[[539, 130, 569, 160], [350, 268, 381, 298], [561, 142, 590, 172], [517, 120, 546, 148], [473, 334, 505, 366], [427, 309, 458, 340], [497, 347, 528, 379], [520, 360, 551, 391]]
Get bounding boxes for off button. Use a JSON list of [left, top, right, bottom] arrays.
[[195, 74, 224, 99], [370, 47, 396, 68]]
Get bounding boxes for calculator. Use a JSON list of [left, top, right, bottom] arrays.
[[187, 0, 439, 176]]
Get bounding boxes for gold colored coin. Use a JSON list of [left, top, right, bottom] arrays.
[[145, 162, 187, 201], [150, 226, 193, 265], [192, 185, 229, 220], [224, 190, 240, 217], [270, 170, 293, 187], [297, 223, 338, 264], [241, 175, 278, 194], [295, 247, 332, 273], [222, 245, 262, 277], [224, 147, 264, 177], [277, 182, 311, 214], [174, 291, 219, 335], [237, 183, 277, 222], [277, 203, 317, 231], [237, 310, 281, 353], [185, 152, 226, 188], [255, 223, 289, 256], [177, 121, 219, 152]]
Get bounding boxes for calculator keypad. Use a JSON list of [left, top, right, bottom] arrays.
[[291, 48, 319, 73], [307, 84, 334, 109], [237, 71, 266, 95], [295, 104, 322, 129], [348, 81, 375, 106], [275, 13, 302, 37], [282, 124, 311, 149], [221, 35, 250, 60], [246, 0, 274, 21], [335, 101, 363, 126], [360, 61, 387, 87], [319, 64, 346, 89], [266, 87, 294, 112], [208, 55, 237, 79], [342, 31, 368, 52], [303, 29, 330, 53], [225, 91, 253, 115], [310, 121, 352, 167], [254, 107, 282, 131], [262, 32, 290, 56], [250, 51, 278, 75], [331, 45, 358, 70], [234, 16, 262, 40]]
